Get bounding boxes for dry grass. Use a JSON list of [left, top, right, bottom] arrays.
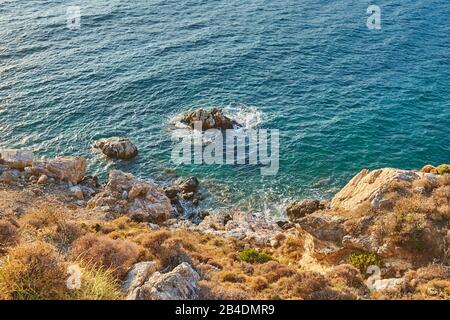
[[0, 241, 67, 300], [0, 219, 19, 251], [71, 234, 141, 279], [66, 261, 122, 300]]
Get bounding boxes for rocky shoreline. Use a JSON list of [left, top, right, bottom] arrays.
[[0, 143, 449, 300]]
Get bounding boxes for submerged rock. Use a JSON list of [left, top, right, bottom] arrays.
[[140, 262, 200, 300], [87, 170, 172, 223], [93, 137, 138, 160], [0, 149, 34, 170], [31, 156, 86, 184], [180, 108, 237, 130]]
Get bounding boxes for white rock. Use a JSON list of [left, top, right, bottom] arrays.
[[37, 174, 48, 185], [140, 262, 200, 300], [70, 186, 84, 200], [122, 261, 158, 300]]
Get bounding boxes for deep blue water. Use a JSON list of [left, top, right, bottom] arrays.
[[1, 0, 449, 216]]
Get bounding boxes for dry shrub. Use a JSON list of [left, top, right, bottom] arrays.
[[198, 280, 250, 300], [326, 264, 368, 296], [20, 205, 63, 228], [134, 230, 195, 270], [249, 276, 269, 291], [277, 235, 305, 261], [0, 219, 19, 250], [286, 271, 347, 300], [71, 234, 140, 279], [219, 271, 246, 283], [406, 264, 450, 283], [67, 262, 122, 300], [416, 279, 450, 299], [388, 180, 411, 194], [158, 237, 193, 270], [412, 177, 439, 194], [433, 186, 450, 206], [134, 230, 171, 256], [439, 174, 450, 186], [394, 194, 436, 215], [51, 221, 86, 251], [0, 241, 67, 300], [256, 261, 295, 283]]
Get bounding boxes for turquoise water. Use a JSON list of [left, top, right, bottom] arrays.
[[1, 1, 449, 215]]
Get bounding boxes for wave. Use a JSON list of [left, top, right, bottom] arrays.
[[168, 104, 265, 131]]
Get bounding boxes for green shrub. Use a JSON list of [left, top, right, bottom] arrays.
[[347, 252, 381, 274], [435, 164, 450, 175], [239, 248, 272, 264]]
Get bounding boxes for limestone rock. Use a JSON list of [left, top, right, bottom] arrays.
[[0, 149, 34, 170], [297, 213, 346, 243], [122, 261, 158, 300], [369, 278, 407, 291], [70, 186, 84, 200], [140, 262, 200, 300], [31, 156, 86, 184], [87, 170, 172, 223], [180, 108, 237, 130], [286, 199, 324, 221], [37, 174, 48, 185], [93, 137, 138, 160], [330, 168, 434, 212]]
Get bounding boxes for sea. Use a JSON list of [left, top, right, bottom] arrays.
[[1, 0, 449, 218]]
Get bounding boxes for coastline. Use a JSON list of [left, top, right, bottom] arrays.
[[0, 145, 449, 300]]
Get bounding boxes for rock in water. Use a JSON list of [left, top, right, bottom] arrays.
[[31, 156, 86, 184], [0, 149, 34, 170], [87, 170, 172, 223], [140, 262, 200, 300], [93, 137, 138, 160], [177, 176, 200, 194], [180, 108, 236, 130]]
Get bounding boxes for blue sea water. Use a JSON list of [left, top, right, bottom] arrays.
[[1, 0, 449, 216]]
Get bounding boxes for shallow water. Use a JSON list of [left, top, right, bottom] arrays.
[[1, 0, 449, 217]]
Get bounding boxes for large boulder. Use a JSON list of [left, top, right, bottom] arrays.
[[93, 137, 138, 160], [140, 262, 200, 300], [31, 156, 86, 184], [0, 149, 34, 170], [122, 261, 158, 300], [330, 168, 435, 212], [87, 170, 172, 223], [180, 108, 237, 130]]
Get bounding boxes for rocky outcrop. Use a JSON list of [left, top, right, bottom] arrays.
[[31, 156, 86, 184], [140, 262, 200, 300], [93, 137, 138, 160], [330, 168, 435, 212], [87, 170, 172, 223], [180, 108, 237, 130], [122, 261, 158, 300], [286, 199, 328, 222], [0, 149, 34, 170]]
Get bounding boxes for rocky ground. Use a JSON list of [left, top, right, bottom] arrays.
[[0, 143, 449, 300]]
